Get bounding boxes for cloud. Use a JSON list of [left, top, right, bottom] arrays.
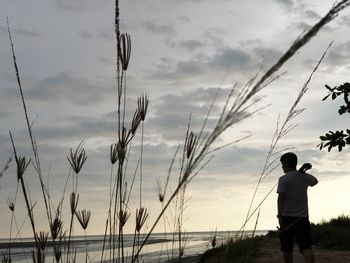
[[78, 30, 113, 41], [150, 47, 256, 81], [55, 0, 109, 11], [341, 15, 350, 27], [96, 56, 113, 65], [1, 71, 113, 106], [179, 40, 205, 51], [274, 0, 295, 9], [208, 48, 254, 71], [325, 41, 350, 67], [147, 87, 234, 142], [143, 20, 176, 35], [0, 25, 41, 38], [304, 10, 321, 20]]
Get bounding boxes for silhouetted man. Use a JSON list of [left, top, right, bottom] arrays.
[[277, 152, 318, 263]]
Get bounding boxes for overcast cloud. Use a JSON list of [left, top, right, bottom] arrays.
[[0, 0, 350, 236]]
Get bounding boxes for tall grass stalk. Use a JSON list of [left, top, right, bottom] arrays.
[[240, 42, 333, 234], [7, 18, 55, 247]]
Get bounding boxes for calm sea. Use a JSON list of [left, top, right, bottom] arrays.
[[0, 230, 267, 262]]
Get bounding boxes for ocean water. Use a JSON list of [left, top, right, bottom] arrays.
[[0, 230, 267, 262]]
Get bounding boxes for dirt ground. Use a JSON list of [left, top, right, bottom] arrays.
[[202, 235, 350, 263], [256, 236, 350, 263]]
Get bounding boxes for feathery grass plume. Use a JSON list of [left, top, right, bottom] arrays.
[[7, 197, 15, 212], [118, 209, 130, 227], [138, 94, 149, 121], [70, 192, 79, 215], [14, 156, 31, 182], [0, 156, 12, 178], [35, 231, 49, 251], [119, 33, 131, 71], [75, 209, 91, 230], [110, 143, 119, 164], [50, 216, 63, 240], [155, 146, 180, 203], [75, 209, 91, 263], [67, 192, 79, 262], [155, 179, 165, 203], [186, 131, 198, 159], [136, 207, 149, 233], [130, 108, 142, 135], [67, 141, 87, 174], [240, 42, 333, 236]]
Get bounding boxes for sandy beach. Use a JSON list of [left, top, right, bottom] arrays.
[[202, 235, 350, 263]]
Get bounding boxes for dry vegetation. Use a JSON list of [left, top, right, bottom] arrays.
[[1, 0, 350, 263]]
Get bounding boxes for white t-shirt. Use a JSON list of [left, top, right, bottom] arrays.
[[277, 171, 316, 217]]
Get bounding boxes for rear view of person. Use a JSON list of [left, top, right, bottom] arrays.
[[277, 152, 318, 263]]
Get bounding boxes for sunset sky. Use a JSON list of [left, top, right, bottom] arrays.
[[0, 0, 350, 237]]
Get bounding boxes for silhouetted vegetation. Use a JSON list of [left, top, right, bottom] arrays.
[[200, 237, 260, 263], [312, 215, 350, 250], [319, 82, 350, 152]]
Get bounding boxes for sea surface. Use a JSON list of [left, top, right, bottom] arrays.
[[0, 230, 267, 262]]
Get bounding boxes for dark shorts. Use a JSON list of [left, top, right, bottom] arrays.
[[279, 216, 313, 253]]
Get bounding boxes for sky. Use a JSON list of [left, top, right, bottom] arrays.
[[0, 0, 350, 238]]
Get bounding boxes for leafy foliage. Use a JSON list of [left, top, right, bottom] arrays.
[[319, 129, 350, 152], [318, 83, 350, 152], [322, 83, 350, 115], [312, 215, 350, 250]]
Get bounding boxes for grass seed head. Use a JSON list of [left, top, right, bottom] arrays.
[[67, 143, 87, 174], [110, 143, 119, 164], [51, 216, 63, 240], [15, 156, 30, 181], [70, 192, 79, 215], [118, 210, 130, 227], [155, 180, 164, 203], [138, 94, 149, 121], [131, 109, 142, 135], [136, 207, 149, 233], [186, 131, 198, 159], [35, 231, 49, 251], [7, 197, 15, 211], [75, 209, 91, 230], [119, 33, 131, 71]]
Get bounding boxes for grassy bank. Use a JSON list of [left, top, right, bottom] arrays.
[[200, 236, 261, 263], [312, 215, 350, 250], [200, 215, 350, 262]]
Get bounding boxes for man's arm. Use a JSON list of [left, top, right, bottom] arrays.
[[277, 192, 286, 217], [298, 162, 318, 186]]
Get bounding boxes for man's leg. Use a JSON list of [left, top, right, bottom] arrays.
[[283, 252, 293, 263], [302, 249, 315, 263]]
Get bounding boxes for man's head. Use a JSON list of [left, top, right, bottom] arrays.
[[280, 152, 297, 173]]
